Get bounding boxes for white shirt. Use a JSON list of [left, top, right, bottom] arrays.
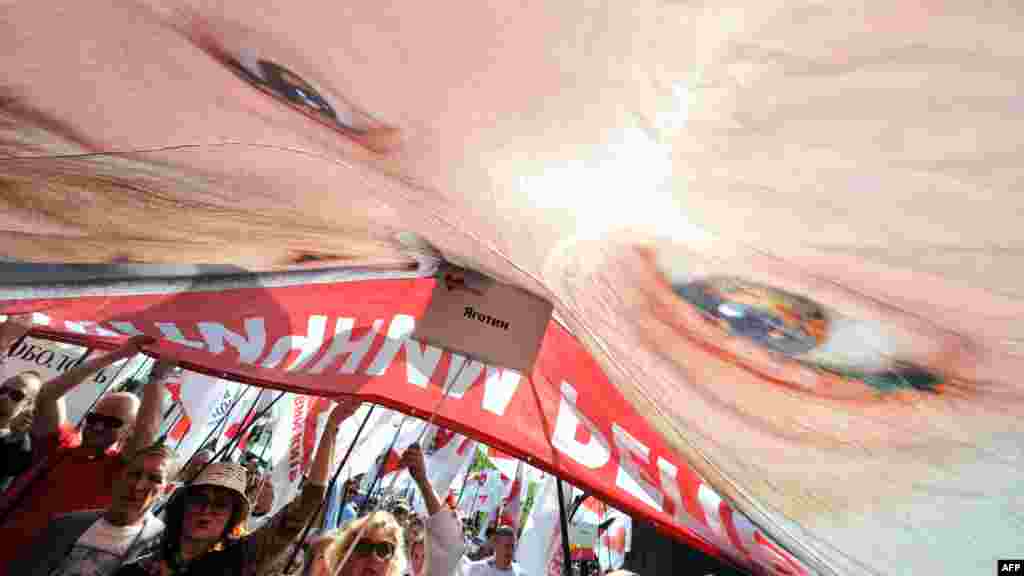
[[463, 558, 526, 576], [52, 512, 165, 576], [425, 510, 527, 576]]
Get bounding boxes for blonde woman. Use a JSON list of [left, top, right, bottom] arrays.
[[309, 444, 470, 576], [307, 511, 406, 576]]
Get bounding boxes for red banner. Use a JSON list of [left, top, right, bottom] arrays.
[[1, 278, 808, 575]]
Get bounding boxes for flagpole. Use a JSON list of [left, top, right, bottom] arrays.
[[158, 404, 185, 444], [151, 383, 250, 517], [225, 388, 266, 461], [376, 353, 472, 508], [556, 478, 573, 576], [467, 471, 483, 519], [283, 404, 377, 574], [455, 451, 475, 507], [361, 416, 407, 514], [176, 384, 249, 482], [177, 389, 287, 493]]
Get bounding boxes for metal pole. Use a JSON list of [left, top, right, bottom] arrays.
[[467, 472, 483, 518], [283, 405, 377, 574], [158, 404, 185, 444], [455, 451, 475, 507], [215, 390, 280, 464], [188, 390, 285, 484], [360, 419, 407, 515], [556, 478, 574, 576], [225, 388, 266, 461], [151, 384, 251, 517], [175, 385, 249, 480]]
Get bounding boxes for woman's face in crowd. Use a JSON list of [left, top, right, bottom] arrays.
[[340, 529, 396, 576], [183, 486, 236, 542], [3, 2, 1023, 574]]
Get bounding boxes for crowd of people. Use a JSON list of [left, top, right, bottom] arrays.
[[0, 318, 643, 576]]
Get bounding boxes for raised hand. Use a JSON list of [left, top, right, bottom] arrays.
[[400, 443, 428, 482], [113, 334, 156, 358], [148, 357, 178, 382], [326, 397, 362, 429]]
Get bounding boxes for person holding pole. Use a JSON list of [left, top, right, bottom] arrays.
[[9, 442, 178, 576], [0, 341, 174, 575], [113, 398, 361, 576], [401, 443, 527, 576]]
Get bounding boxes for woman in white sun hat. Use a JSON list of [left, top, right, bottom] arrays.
[[114, 399, 361, 576]]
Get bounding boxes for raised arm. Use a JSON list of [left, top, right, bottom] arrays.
[[244, 398, 362, 570], [401, 444, 442, 516], [309, 399, 361, 487], [124, 357, 175, 458], [32, 335, 152, 440], [403, 443, 471, 576]]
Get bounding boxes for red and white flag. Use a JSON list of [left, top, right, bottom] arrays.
[[498, 460, 527, 530], [597, 515, 631, 572], [516, 473, 573, 576], [171, 373, 241, 458], [485, 445, 519, 482], [425, 427, 477, 499]]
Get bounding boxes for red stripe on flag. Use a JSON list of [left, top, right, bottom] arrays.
[[165, 382, 183, 403], [225, 411, 257, 454], [380, 449, 402, 476], [169, 414, 191, 441]]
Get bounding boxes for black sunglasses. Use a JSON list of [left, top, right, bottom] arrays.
[[85, 413, 125, 429], [0, 388, 26, 402], [185, 491, 234, 514], [352, 540, 395, 561]]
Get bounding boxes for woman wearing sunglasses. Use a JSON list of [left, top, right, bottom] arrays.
[[114, 399, 362, 576], [308, 443, 474, 576], [307, 511, 405, 576]]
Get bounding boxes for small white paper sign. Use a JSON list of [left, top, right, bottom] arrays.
[[412, 265, 554, 372]]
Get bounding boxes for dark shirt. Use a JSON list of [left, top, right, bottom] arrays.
[[0, 430, 31, 493], [113, 484, 324, 576]]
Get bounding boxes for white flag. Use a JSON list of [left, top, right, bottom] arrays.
[[170, 372, 238, 458], [516, 474, 573, 576], [497, 460, 527, 530], [426, 428, 478, 497], [596, 510, 631, 572]]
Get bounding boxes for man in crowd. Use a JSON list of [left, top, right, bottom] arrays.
[[469, 525, 497, 561], [9, 443, 177, 576], [336, 479, 361, 528], [463, 525, 525, 576], [0, 370, 40, 492], [113, 400, 360, 576], [0, 338, 172, 573], [0, 316, 39, 493]]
